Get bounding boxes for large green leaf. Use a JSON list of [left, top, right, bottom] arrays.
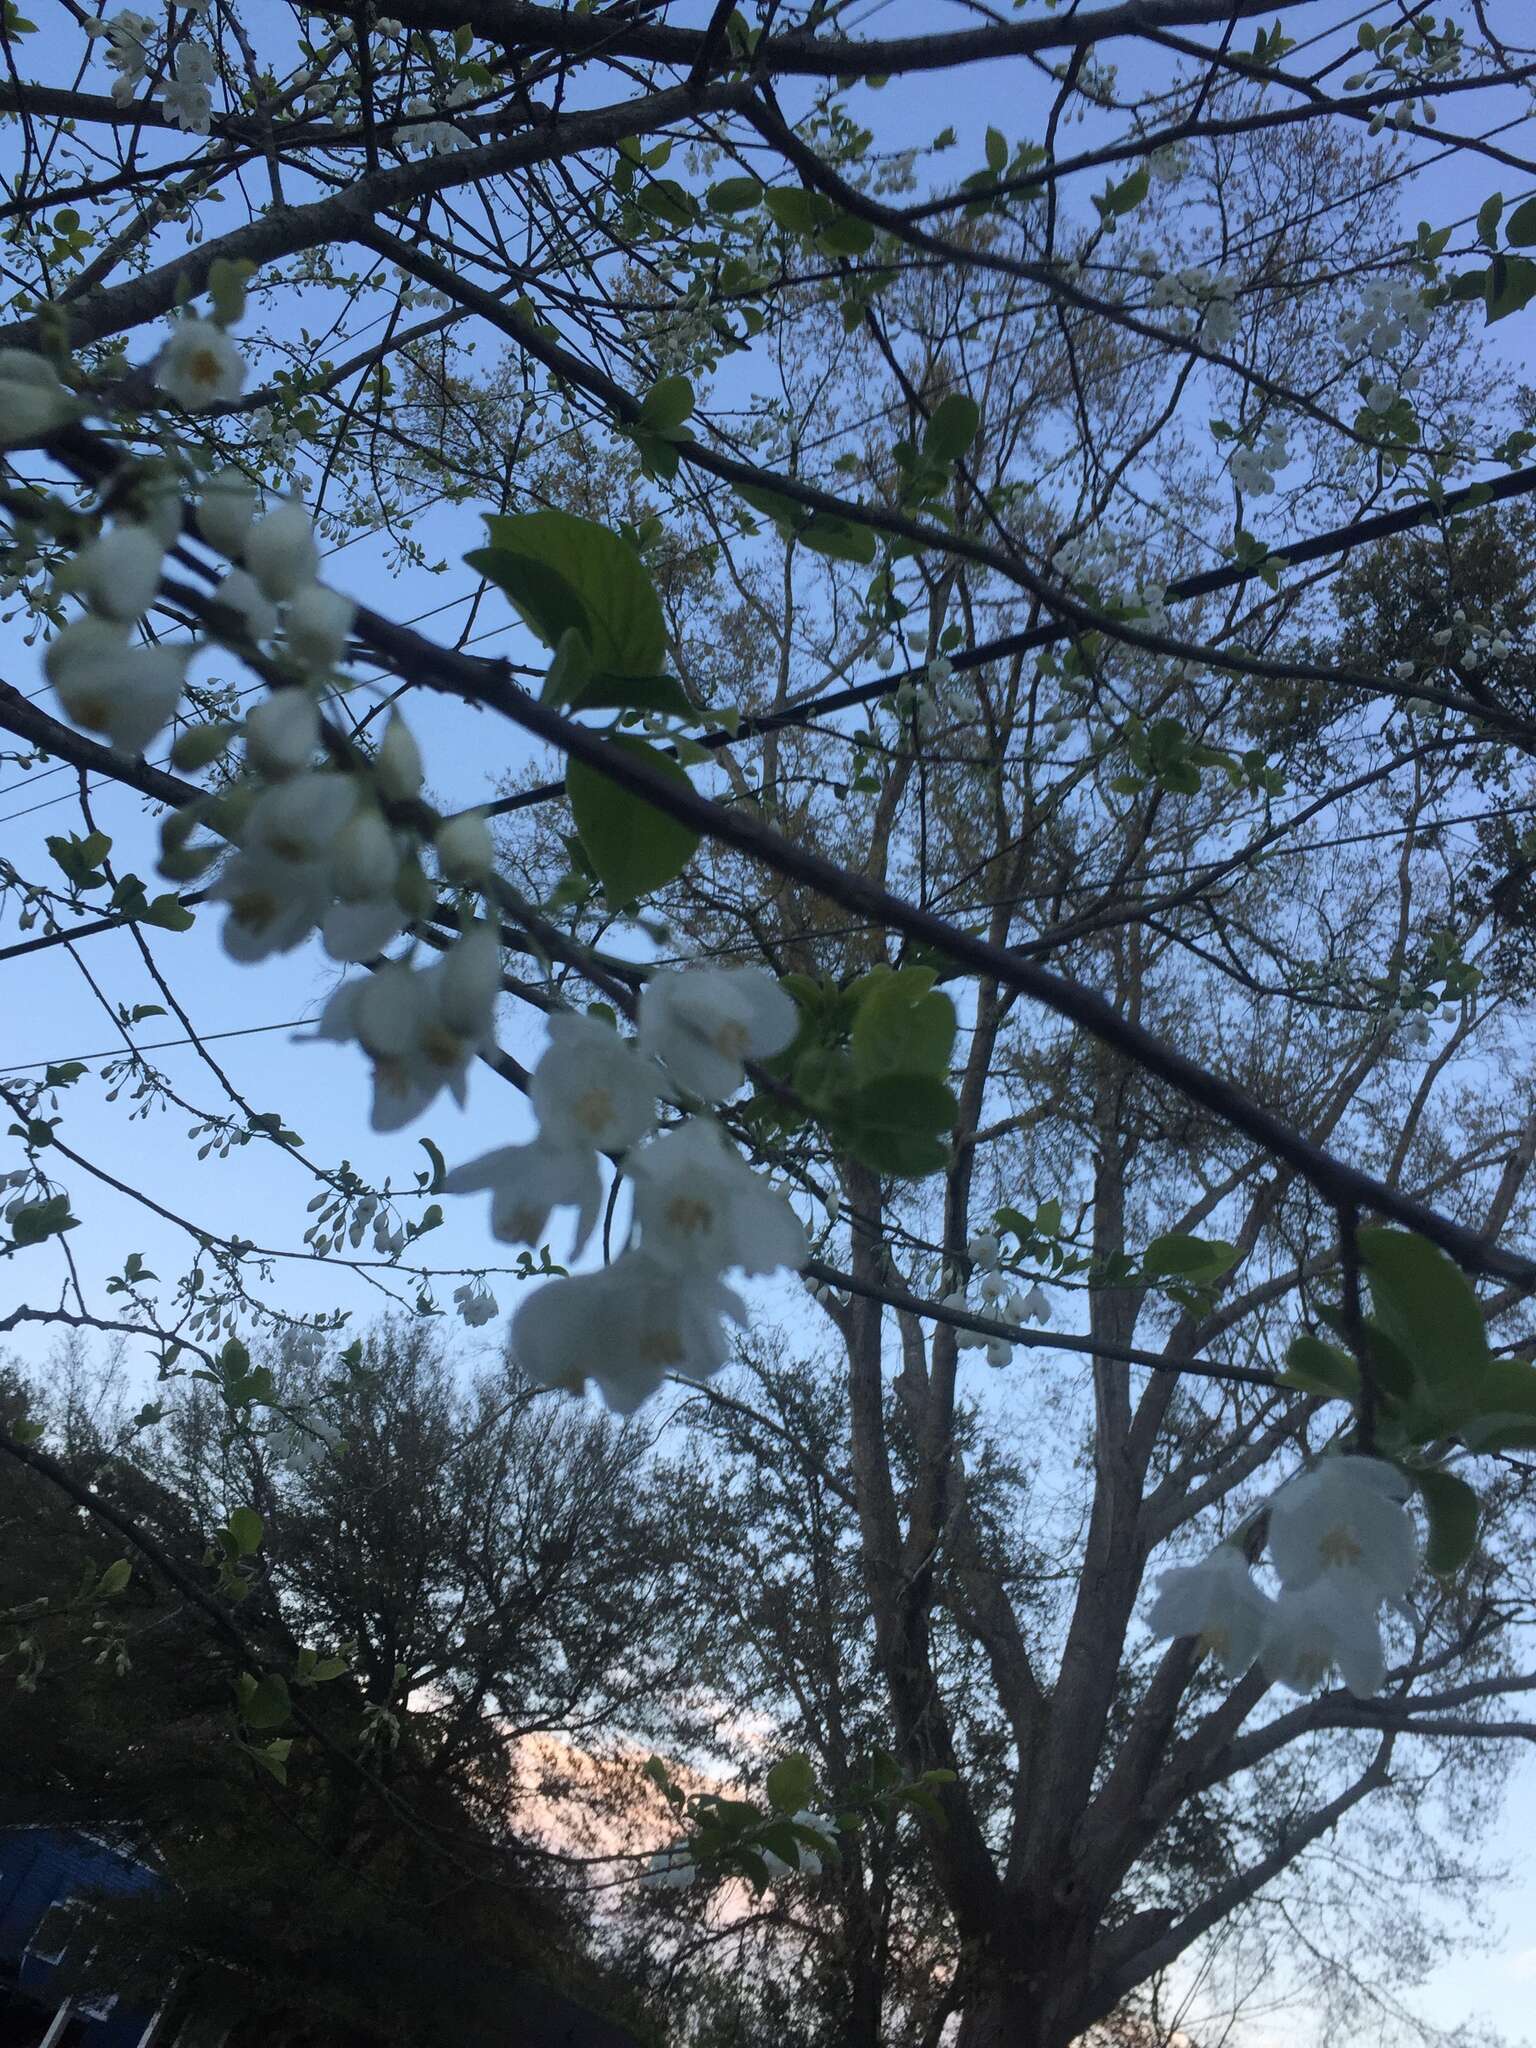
[[1358, 1228, 1488, 1387], [924, 393, 980, 463], [566, 735, 699, 905], [1282, 1334, 1360, 1401], [1142, 1232, 1238, 1284], [1415, 1467, 1479, 1574], [850, 969, 956, 1082], [766, 1751, 816, 1812], [839, 1073, 957, 1177], [469, 508, 666, 677]]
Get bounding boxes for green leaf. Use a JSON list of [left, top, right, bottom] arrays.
[[1477, 190, 1505, 249], [985, 126, 1007, 173], [1282, 1334, 1360, 1401], [1485, 252, 1536, 323], [1507, 195, 1536, 246], [839, 1073, 957, 1177], [470, 508, 666, 677], [1142, 1233, 1238, 1284], [764, 186, 830, 235], [566, 736, 700, 905], [227, 1506, 263, 1555], [1358, 1228, 1487, 1387], [850, 971, 955, 1082], [96, 1558, 132, 1596], [923, 392, 980, 463], [709, 176, 765, 213], [639, 374, 695, 436], [240, 1671, 291, 1730], [141, 892, 195, 932], [818, 212, 874, 257], [766, 1751, 816, 1812], [246, 1737, 291, 1782], [1415, 1467, 1479, 1574], [798, 516, 878, 564]]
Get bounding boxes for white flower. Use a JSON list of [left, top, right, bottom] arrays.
[[453, 1280, 499, 1327], [978, 1269, 1007, 1302], [285, 584, 354, 672], [71, 524, 164, 622], [529, 1013, 657, 1155], [213, 567, 278, 642], [512, 1249, 746, 1413], [0, 349, 76, 445], [1266, 1455, 1418, 1601], [314, 926, 500, 1130], [967, 1231, 1000, 1268], [245, 498, 320, 600], [160, 76, 211, 131], [984, 1337, 1012, 1369], [245, 690, 318, 777], [198, 469, 259, 554], [630, 1120, 807, 1278], [46, 618, 187, 755], [442, 1135, 601, 1250], [639, 964, 798, 1100], [641, 1843, 696, 1890], [245, 771, 356, 866], [173, 39, 214, 83], [102, 9, 154, 83], [1261, 1571, 1387, 1697], [376, 710, 423, 802], [322, 896, 408, 966], [436, 809, 494, 883], [211, 850, 330, 962], [1019, 1282, 1050, 1325], [157, 318, 246, 409], [1147, 1544, 1274, 1678], [329, 808, 397, 901]]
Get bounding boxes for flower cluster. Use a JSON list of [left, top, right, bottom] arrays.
[[892, 653, 982, 727], [1148, 1455, 1421, 1696], [444, 967, 805, 1412], [1228, 420, 1289, 497], [91, 9, 155, 107], [160, 39, 216, 134], [940, 1230, 1050, 1370], [1338, 276, 1432, 357], [1147, 264, 1239, 342]]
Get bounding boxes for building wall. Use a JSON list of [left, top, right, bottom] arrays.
[[0, 1830, 159, 2048]]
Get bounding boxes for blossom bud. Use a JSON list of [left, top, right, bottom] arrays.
[[0, 349, 77, 445], [199, 468, 260, 555], [245, 689, 319, 778], [246, 497, 320, 600], [376, 710, 423, 802], [435, 809, 494, 882], [285, 583, 355, 672], [72, 523, 165, 622]]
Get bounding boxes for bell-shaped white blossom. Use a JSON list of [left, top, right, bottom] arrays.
[[442, 1134, 602, 1251], [199, 469, 259, 555], [512, 1248, 746, 1413], [285, 583, 354, 672], [453, 1280, 498, 1327], [639, 964, 798, 1101], [246, 498, 320, 600], [160, 74, 211, 131], [1148, 1544, 1275, 1678], [763, 1809, 836, 1880], [436, 809, 494, 883], [245, 771, 356, 866], [329, 808, 398, 902], [984, 1337, 1012, 1369], [315, 926, 500, 1130], [46, 618, 187, 755], [529, 1013, 658, 1155], [640, 1843, 696, 1890], [1261, 1571, 1388, 1697], [629, 1119, 807, 1278], [967, 1231, 1000, 1268], [1266, 1455, 1418, 1602], [376, 710, 423, 802], [1019, 1282, 1050, 1325], [0, 349, 76, 445], [157, 317, 246, 410], [211, 850, 332, 963], [245, 689, 319, 778], [71, 523, 164, 622], [213, 567, 279, 642]]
